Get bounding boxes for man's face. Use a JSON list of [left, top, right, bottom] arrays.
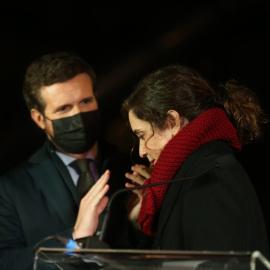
[[31, 72, 98, 141]]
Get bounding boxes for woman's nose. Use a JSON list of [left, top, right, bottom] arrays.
[[139, 142, 147, 158]]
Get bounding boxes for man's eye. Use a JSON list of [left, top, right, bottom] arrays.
[[58, 105, 68, 112], [82, 98, 92, 104]]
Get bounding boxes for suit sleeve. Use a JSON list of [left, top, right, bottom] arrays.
[[0, 177, 36, 269], [0, 176, 74, 270]]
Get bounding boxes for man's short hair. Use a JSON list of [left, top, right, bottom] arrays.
[[22, 51, 97, 113]]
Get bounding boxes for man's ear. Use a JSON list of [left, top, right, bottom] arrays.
[[31, 109, 46, 130]]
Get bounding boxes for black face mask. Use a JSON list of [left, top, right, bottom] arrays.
[[48, 110, 101, 154]]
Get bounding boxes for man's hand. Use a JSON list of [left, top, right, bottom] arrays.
[[73, 170, 110, 240]]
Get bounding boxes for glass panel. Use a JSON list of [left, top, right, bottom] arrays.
[[34, 248, 262, 270]]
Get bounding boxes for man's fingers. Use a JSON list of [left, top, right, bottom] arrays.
[[97, 196, 109, 214], [82, 170, 110, 203]]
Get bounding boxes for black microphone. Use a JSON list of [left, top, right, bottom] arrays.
[[98, 154, 234, 243]]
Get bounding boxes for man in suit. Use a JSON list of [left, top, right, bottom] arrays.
[[0, 52, 134, 270]]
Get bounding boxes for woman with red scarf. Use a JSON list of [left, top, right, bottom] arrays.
[[122, 64, 269, 256]]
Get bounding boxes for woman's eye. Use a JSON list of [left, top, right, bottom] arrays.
[[138, 135, 145, 140]]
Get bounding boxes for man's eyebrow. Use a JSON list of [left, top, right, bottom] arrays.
[[80, 96, 94, 101], [53, 103, 70, 111]]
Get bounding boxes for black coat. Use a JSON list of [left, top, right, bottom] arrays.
[[152, 141, 269, 257], [0, 139, 133, 270]]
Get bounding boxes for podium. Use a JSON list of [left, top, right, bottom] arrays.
[[34, 248, 270, 270]]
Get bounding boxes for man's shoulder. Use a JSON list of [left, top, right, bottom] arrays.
[[0, 141, 51, 182]]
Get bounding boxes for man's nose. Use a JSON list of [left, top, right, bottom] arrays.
[[72, 105, 83, 115]]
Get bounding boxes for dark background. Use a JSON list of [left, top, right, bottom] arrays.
[[1, 0, 270, 241]]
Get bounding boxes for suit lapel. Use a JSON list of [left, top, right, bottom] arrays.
[[48, 149, 80, 206], [28, 142, 79, 227]]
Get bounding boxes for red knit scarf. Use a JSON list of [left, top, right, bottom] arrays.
[[138, 108, 242, 236]]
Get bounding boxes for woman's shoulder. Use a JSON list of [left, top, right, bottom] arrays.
[[176, 141, 235, 177]]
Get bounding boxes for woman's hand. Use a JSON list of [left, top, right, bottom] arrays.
[[125, 164, 152, 186], [73, 170, 110, 240], [125, 164, 152, 222]]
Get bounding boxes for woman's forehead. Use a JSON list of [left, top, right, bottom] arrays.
[[128, 110, 151, 133]]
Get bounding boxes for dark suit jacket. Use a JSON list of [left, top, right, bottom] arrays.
[[0, 139, 133, 270], [150, 141, 269, 257]]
